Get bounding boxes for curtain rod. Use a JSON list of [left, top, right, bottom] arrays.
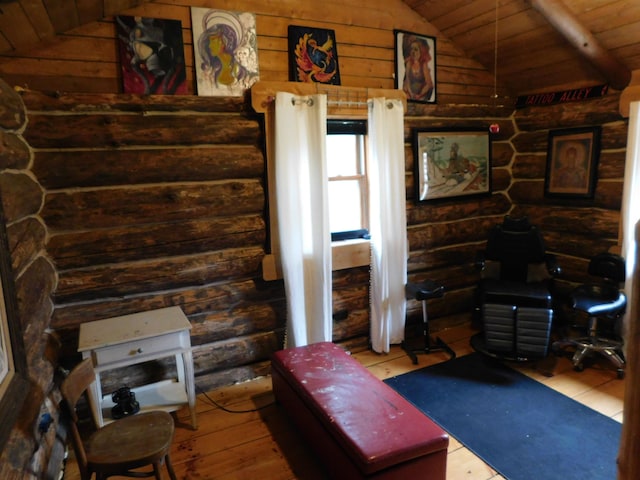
[[251, 81, 407, 113], [290, 96, 369, 108]]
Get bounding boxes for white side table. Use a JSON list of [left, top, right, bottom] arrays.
[[78, 306, 197, 429]]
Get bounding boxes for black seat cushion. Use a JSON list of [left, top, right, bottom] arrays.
[[481, 278, 552, 309], [406, 280, 445, 301], [572, 283, 626, 316]]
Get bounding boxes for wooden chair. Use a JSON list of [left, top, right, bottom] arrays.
[[60, 358, 177, 480]]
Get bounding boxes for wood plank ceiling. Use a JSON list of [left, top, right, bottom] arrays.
[[408, 0, 640, 95], [0, 0, 638, 97]]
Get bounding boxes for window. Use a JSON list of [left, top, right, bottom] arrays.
[[250, 81, 407, 280], [326, 119, 370, 241]]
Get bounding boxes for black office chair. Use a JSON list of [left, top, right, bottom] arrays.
[[553, 252, 626, 378], [472, 216, 561, 360]]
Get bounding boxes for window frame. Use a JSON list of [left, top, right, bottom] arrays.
[[251, 81, 406, 280], [326, 119, 370, 242]]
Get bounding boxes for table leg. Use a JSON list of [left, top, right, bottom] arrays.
[[182, 350, 197, 430]]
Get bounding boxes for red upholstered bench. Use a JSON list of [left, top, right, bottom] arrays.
[[271, 342, 449, 479]]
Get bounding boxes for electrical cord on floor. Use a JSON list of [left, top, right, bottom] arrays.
[[196, 384, 275, 413]]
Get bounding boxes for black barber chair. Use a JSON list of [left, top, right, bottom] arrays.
[[553, 252, 626, 378], [472, 216, 561, 360]]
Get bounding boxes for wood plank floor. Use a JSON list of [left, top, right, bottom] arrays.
[[62, 323, 624, 479]]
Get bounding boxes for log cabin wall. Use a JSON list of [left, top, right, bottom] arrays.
[[510, 93, 627, 299], [21, 90, 283, 390], [0, 1, 505, 384], [0, 0, 630, 477], [0, 1, 505, 475], [403, 104, 515, 326], [405, 93, 628, 325], [0, 80, 61, 479]]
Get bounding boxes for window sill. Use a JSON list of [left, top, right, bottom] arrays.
[[262, 239, 371, 281]]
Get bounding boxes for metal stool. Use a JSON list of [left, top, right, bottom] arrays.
[[402, 280, 456, 364]]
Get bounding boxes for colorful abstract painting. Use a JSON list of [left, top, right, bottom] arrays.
[[191, 8, 260, 96], [116, 16, 187, 95], [288, 25, 341, 85]]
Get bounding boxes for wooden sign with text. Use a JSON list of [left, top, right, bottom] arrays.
[[515, 84, 609, 109]]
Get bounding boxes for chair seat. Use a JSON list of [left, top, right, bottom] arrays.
[[481, 278, 552, 308], [553, 252, 626, 378], [572, 284, 627, 316], [406, 280, 445, 301], [87, 411, 174, 469]]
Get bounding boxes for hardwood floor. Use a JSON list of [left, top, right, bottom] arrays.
[[62, 323, 624, 479]]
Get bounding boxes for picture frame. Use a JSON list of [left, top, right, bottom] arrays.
[[413, 128, 491, 202], [115, 15, 187, 95], [288, 25, 341, 85], [0, 192, 29, 453], [191, 8, 260, 96], [394, 30, 436, 104], [544, 126, 601, 199]]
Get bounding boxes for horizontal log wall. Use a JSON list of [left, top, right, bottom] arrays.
[[511, 92, 627, 300], [6, 85, 631, 477], [20, 89, 405, 393], [0, 80, 61, 479], [0, 1, 632, 478], [20, 91, 278, 392], [0, 0, 502, 106], [404, 104, 515, 325], [2, 0, 628, 392], [9, 1, 629, 393], [21, 90, 513, 394], [1, 0, 507, 394], [404, 93, 629, 327]]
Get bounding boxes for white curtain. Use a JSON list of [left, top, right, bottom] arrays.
[[621, 101, 640, 344], [274, 92, 332, 348], [368, 98, 408, 353]]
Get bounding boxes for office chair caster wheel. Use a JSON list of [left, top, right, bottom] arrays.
[[574, 363, 584, 372], [617, 369, 625, 380]]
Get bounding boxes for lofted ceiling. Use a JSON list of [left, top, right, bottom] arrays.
[[407, 0, 640, 96], [0, 0, 638, 97]]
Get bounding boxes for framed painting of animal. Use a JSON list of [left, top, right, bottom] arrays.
[[288, 25, 341, 85]]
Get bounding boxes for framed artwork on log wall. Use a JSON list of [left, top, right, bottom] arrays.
[[544, 126, 601, 199], [394, 29, 436, 104], [191, 8, 260, 96], [115, 15, 187, 95], [288, 25, 341, 85], [413, 128, 491, 203], [0, 191, 29, 453]]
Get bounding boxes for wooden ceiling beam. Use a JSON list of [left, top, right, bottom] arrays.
[[528, 0, 631, 90]]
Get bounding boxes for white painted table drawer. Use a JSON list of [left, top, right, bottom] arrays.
[[93, 331, 188, 365]]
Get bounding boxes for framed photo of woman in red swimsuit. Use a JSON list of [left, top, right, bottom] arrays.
[[394, 30, 436, 104]]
